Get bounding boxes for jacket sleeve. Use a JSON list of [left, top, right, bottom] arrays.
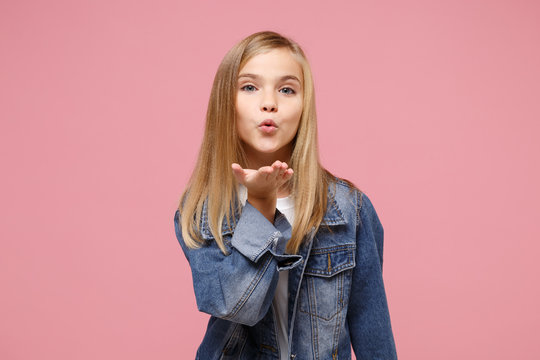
[[174, 201, 302, 326], [347, 191, 398, 359]]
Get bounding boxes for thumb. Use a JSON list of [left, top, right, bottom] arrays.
[[231, 163, 245, 184]]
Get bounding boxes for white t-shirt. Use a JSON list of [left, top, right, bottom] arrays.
[[238, 185, 294, 360]]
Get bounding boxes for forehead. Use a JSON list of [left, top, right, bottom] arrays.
[[239, 48, 303, 82]]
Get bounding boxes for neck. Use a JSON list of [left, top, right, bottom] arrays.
[[244, 145, 293, 170]]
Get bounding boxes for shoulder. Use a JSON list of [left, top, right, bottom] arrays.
[[328, 176, 380, 229], [328, 176, 360, 208]]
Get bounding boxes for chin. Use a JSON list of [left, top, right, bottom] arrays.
[[257, 146, 282, 154]]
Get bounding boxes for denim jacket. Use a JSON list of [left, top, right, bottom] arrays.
[[174, 179, 397, 359]]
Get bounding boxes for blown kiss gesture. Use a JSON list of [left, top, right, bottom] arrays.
[[231, 160, 293, 223]]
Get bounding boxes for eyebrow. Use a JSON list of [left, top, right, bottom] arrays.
[[238, 73, 302, 84]]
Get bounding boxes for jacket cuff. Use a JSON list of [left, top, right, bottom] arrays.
[[231, 201, 298, 264]]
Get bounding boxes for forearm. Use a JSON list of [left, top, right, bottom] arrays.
[[174, 204, 301, 326]]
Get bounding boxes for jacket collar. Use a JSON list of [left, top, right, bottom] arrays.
[[199, 184, 347, 240]]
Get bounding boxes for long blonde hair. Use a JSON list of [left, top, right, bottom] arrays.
[[178, 31, 353, 255]]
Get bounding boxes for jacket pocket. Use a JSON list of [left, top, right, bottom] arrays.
[[299, 245, 356, 321]]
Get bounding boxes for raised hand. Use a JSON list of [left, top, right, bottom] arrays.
[[231, 160, 293, 200], [231, 161, 293, 223]]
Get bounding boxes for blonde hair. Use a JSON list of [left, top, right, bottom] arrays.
[[178, 31, 355, 255]]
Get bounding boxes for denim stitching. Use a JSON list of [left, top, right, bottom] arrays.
[[286, 228, 316, 357], [356, 190, 364, 230], [299, 271, 348, 322], [299, 306, 343, 322], [224, 253, 273, 320], [221, 323, 241, 355], [304, 249, 355, 277], [237, 328, 248, 358], [245, 231, 280, 262], [310, 244, 356, 254], [309, 276, 320, 360], [331, 271, 344, 355], [304, 262, 354, 277]]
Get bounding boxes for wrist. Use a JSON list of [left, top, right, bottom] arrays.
[[247, 192, 276, 202], [247, 194, 276, 209], [246, 195, 277, 224]]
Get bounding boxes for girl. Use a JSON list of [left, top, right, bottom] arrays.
[[174, 31, 397, 360]]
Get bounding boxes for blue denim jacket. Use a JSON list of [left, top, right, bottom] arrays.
[[174, 179, 397, 359]]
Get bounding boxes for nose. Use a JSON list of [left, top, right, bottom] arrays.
[[261, 93, 277, 112], [261, 102, 277, 112], [262, 103, 277, 112]]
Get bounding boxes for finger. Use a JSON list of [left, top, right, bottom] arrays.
[[259, 166, 273, 181], [231, 163, 244, 174], [277, 169, 292, 189], [281, 163, 288, 176], [284, 168, 294, 179], [277, 163, 286, 177], [260, 165, 274, 174], [231, 163, 245, 182], [272, 163, 283, 180], [264, 163, 277, 176], [270, 162, 278, 175]]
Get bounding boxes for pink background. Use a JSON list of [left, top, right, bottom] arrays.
[[1, 0, 539, 359]]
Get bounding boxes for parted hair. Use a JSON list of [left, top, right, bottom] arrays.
[[178, 30, 356, 255]]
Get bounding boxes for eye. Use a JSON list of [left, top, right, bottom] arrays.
[[240, 84, 257, 92], [279, 87, 296, 95]]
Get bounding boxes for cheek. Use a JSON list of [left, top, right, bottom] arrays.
[[236, 94, 257, 117], [283, 104, 302, 137], [289, 100, 303, 124], [235, 101, 248, 131], [234, 114, 250, 142], [235, 100, 244, 118]]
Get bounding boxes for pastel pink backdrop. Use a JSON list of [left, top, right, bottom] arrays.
[[1, 0, 539, 359]]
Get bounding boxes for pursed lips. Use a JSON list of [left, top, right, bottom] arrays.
[[259, 119, 278, 128], [258, 119, 278, 134]]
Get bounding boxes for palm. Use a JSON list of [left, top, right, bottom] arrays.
[[231, 161, 293, 199]]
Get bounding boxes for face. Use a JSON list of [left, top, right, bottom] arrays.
[[235, 47, 304, 166]]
